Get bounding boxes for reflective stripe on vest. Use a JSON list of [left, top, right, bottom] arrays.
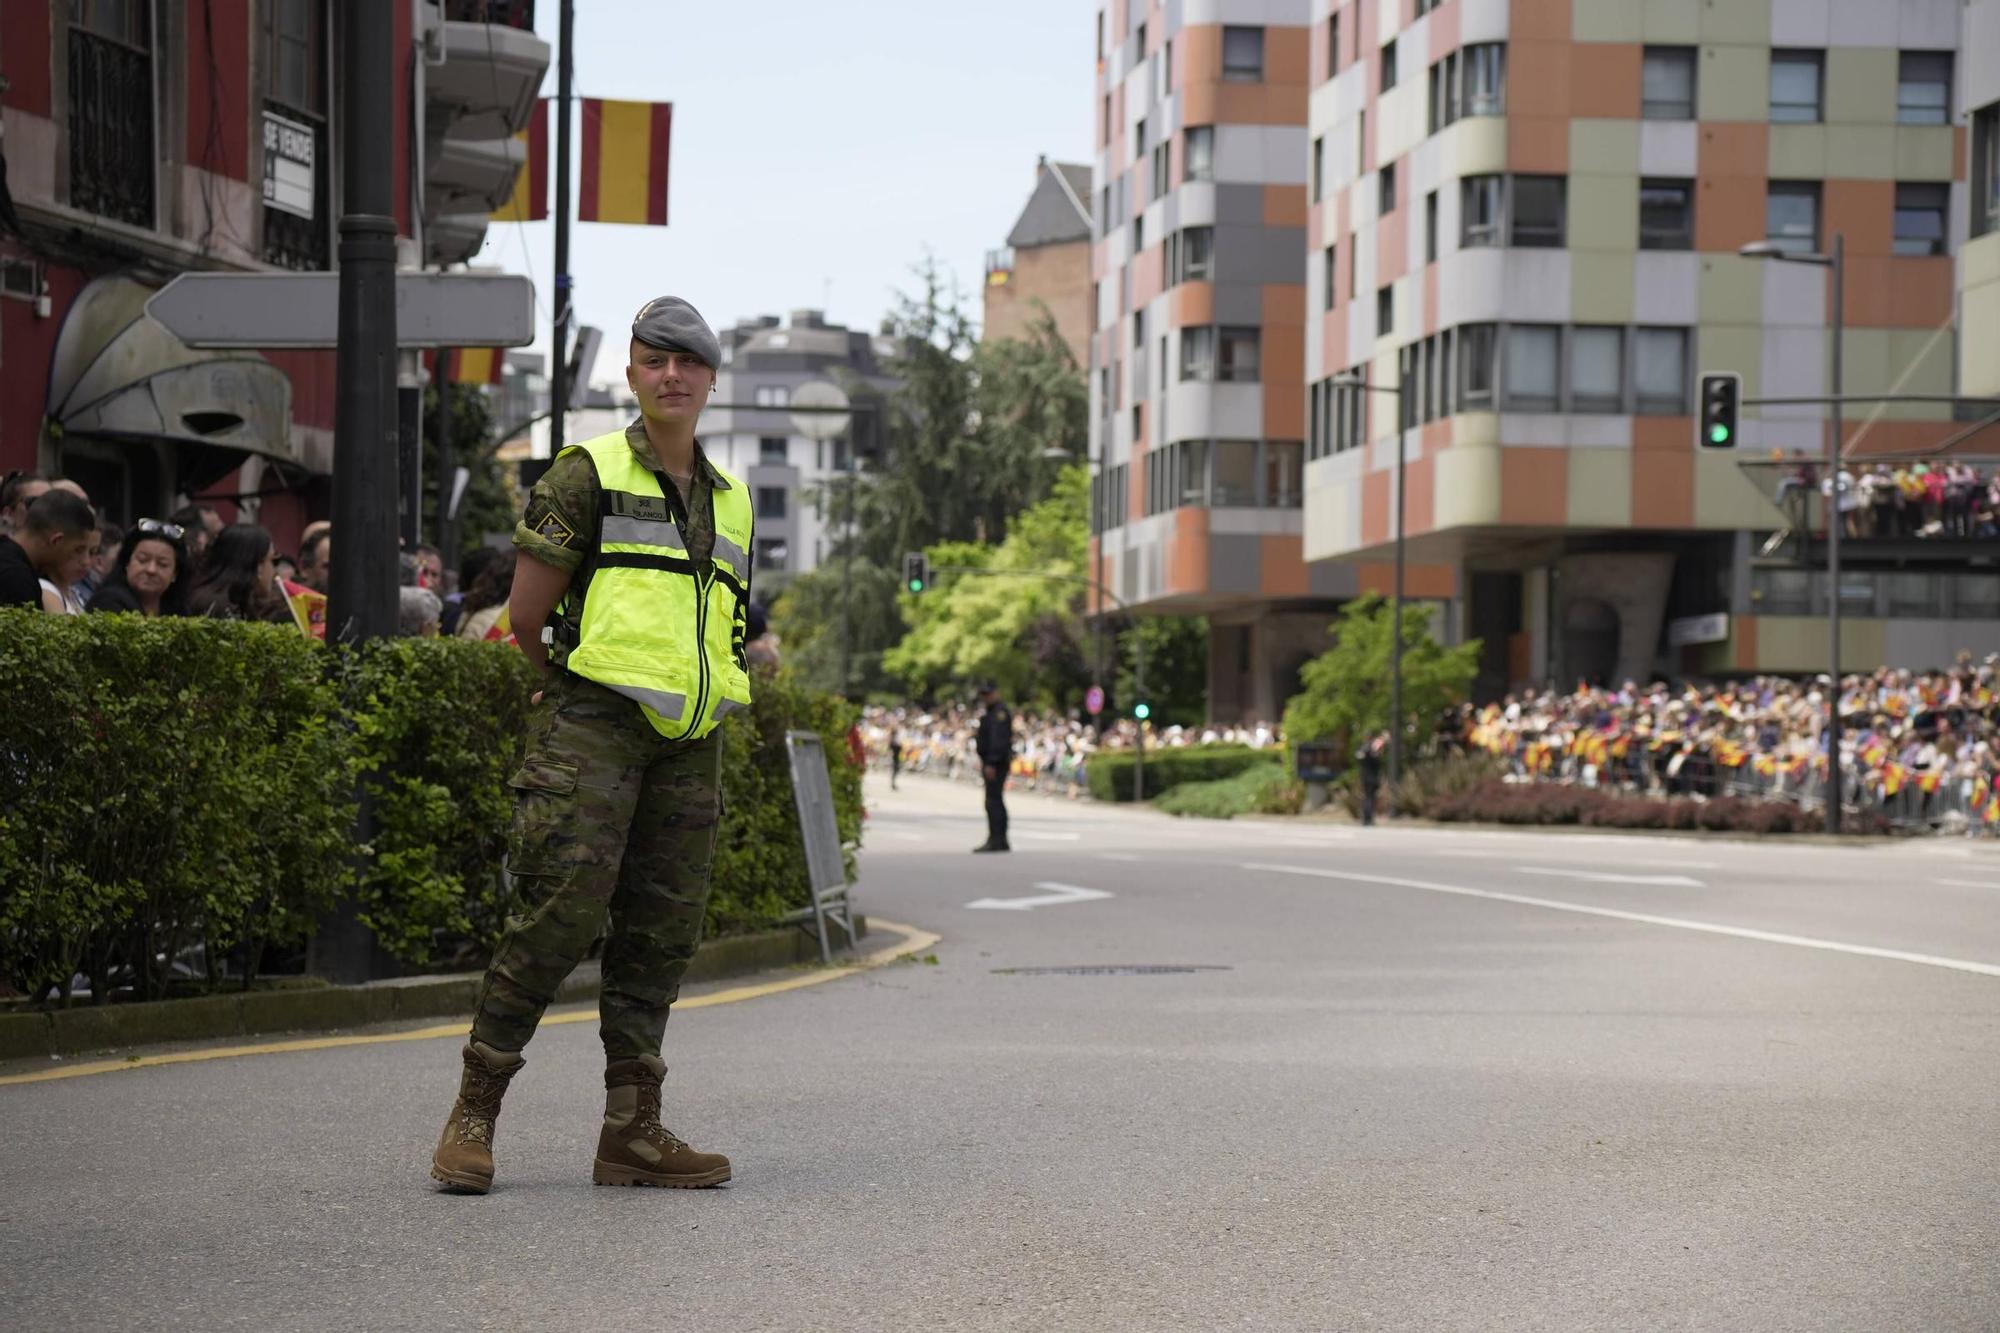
[[559, 430, 754, 740]]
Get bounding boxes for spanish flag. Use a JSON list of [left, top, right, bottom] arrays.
[[483, 603, 517, 648], [579, 99, 673, 226], [279, 578, 327, 641], [445, 347, 507, 386], [491, 99, 549, 223]]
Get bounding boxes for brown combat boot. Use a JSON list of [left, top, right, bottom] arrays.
[[592, 1055, 731, 1188], [430, 1040, 524, 1194]]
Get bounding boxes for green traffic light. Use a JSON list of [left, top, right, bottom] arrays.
[[907, 579, 923, 593], [1134, 702, 1151, 720], [1709, 423, 1731, 444]]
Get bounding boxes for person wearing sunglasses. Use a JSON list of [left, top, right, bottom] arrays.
[[86, 519, 193, 617]]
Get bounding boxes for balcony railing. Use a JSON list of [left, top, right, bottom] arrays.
[[68, 28, 154, 229]]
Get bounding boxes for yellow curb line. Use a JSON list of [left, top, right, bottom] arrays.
[[0, 919, 941, 1088]]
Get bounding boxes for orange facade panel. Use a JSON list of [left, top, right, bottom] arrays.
[[1172, 280, 1216, 328], [1846, 256, 1955, 329], [1263, 183, 1308, 228], [1260, 534, 1309, 598], [1500, 447, 1569, 526], [1506, 40, 1573, 120], [1824, 179, 1895, 256], [1570, 43, 1641, 119], [1356, 563, 1459, 599], [1167, 508, 1211, 595]]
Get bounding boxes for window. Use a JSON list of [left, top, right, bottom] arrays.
[[1978, 105, 2000, 238], [1151, 142, 1170, 200], [1099, 185, 1112, 237], [1183, 126, 1214, 183], [1425, 191, 1439, 263], [1132, 214, 1144, 253], [1382, 39, 1398, 91], [1464, 44, 1505, 117], [1312, 136, 1325, 201], [1219, 327, 1261, 382], [1416, 0, 1443, 12], [264, 0, 329, 269], [1178, 440, 1209, 508], [1462, 175, 1502, 246], [758, 437, 787, 464], [1897, 52, 1952, 125], [1642, 47, 1696, 119], [754, 539, 788, 571], [1634, 327, 1689, 414], [1428, 52, 1460, 132], [1160, 38, 1173, 98], [1766, 181, 1821, 255], [1377, 285, 1395, 335], [1132, 309, 1145, 349], [755, 486, 787, 519], [1323, 245, 1337, 310], [1179, 225, 1213, 281], [1770, 50, 1823, 124], [1504, 325, 1561, 411], [1639, 179, 1694, 250], [1512, 176, 1565, 247], [1350, 233, 1360, 299], [1101, 93, 1111, 148], [1180, 326, 1216, 381], [1222, 26, 1263, 82], [1570, 327, 1624, 413], [1135, 20, 1146, 61], [1212, 441, 1257, 506], [752, 384, 791, 408], [1264, 441, 1303, 508], [1459, 324, 1497, 407], [1135, 117, 1147, 164], [1379, 163, 1396, 215], [1893, 183, 1948, 257], [70, 0, 156, 229], [1328, 12, 1339, 72]]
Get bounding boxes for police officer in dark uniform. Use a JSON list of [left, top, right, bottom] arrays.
[[973, 682, 1013, 853]]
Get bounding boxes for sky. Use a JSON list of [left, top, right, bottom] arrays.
[[474, 0, 1097, 386]]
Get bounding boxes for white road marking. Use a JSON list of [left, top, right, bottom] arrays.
[[1242, 862, 2000, 979], [1435, 849, 1718, 871], [1096, 852, 1142, 862], [1931, 877, 2000, 889], [966, 881, 1114, 912], [1519, 866, 1706, 888], [1011, 830, 1084, 842]]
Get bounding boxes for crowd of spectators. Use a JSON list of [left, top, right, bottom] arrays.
[[0, 468, 464, 636], [858, 703, 1280, 797], [1781, 460, 2000, 540], [1452, 657, 2000, 828]]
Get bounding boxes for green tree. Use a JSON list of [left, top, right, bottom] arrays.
[[1115, 616, 1209, 727], [421, 382, 520, 563], [1281, 595, 1481, 761], [883, 467, 1091, 707], [767, 560, 905, 699]]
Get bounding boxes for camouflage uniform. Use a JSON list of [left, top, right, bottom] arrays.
[[468, 419, 740, 1061]]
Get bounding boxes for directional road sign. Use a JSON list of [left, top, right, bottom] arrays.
[[145, 272, 536, 349]]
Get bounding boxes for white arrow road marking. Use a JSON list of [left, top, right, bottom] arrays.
[[1242, 862, 2000, 979], [966, 882, 1114, 911], [1519, 866, 1706, 887]]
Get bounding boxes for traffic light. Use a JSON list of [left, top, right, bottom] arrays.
[[902, 551, 930, 593], [1133, 701, 1151, 721], [1698, 372, 1741, 449]]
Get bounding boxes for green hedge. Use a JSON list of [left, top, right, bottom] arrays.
[[0, 610, 860, 1004], [1154, 761, 1301, 819], [1084, 744, 1270, 803]]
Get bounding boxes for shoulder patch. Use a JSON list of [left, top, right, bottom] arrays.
[[528, 503, 578, 548]]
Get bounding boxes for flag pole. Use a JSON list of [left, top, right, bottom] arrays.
[[549, 0, 574, 456]]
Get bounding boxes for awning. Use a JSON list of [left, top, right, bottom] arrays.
[[45, 273, 298, 490]]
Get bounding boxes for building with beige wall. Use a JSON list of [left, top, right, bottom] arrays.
[[1301, 0, 1990, 691], [985, 159, 1095, 368], [1961, 0, 2000, 399]]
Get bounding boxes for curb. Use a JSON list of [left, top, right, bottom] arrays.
[[0, 918, 866, 1062]]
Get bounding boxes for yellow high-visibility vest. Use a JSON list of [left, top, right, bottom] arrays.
[[559, 430, 753, 739]]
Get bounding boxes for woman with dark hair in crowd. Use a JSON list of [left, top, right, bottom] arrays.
[[87, 519, 195, 617], [186, 523, 290, 622], [456, 551, 515, 640]]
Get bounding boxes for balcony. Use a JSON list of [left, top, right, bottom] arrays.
[[427, 6, 549, 143]]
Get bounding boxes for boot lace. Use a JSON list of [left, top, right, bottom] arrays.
[[453, 1077, 508, 1146], [634, 1085, 690, 1153]]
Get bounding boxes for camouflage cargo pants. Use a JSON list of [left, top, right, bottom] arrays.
[[470, 671, 721, 1061]]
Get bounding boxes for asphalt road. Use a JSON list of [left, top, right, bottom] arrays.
[[4, 774, 1998, 1331]]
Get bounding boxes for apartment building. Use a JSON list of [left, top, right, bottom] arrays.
[[985, 157, 1095, 367], [1301, 0, 1989, 692], [1963, 0, 2000, 399], [701, 310, 899, 591], [1090, 0, 1354, 724]]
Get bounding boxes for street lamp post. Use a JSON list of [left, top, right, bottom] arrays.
[[1741, 234, 1845, 834], [1333, 370, 1410, 808]]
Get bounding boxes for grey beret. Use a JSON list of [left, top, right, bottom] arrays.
[[631, 295, 720, 369]]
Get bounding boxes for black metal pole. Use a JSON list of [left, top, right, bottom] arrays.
[[1826, 233, 1844, 835], [1390, 377, 1406, 814], [435, 353, 455, 559], [326, 0, 398, 646], [397, 353, 421, 549], [548, 0, 574, 456], [839, 457, 854, 698]]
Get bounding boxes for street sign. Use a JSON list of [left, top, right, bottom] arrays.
[[1085, 685, 1105, 716], [146, 272, 536, 349]]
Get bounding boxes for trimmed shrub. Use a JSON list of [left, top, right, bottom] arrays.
[[0, 611, 862, 1003], [1337, 750, 1503, 821], [1085, 744, 1271, 803], [1155, 761, 1301, 819], [1427, 778, 1859, 835]]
